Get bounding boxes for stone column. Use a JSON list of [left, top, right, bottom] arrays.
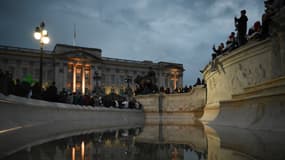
[[82, 65, 85, 94], [73, 64, 76, 92], [63, 62, 68, 91], [90, 65, 94, 93]]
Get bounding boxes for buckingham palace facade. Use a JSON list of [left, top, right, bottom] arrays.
[[0, 44, 184, 94]]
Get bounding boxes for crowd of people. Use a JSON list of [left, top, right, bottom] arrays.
[[1, 68, 206, 106], [0, 69, 141, 109], [158, 78, 206, 94], [211, 0, 284, 62]]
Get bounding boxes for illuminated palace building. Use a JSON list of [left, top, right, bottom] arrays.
[[0, 44, 184, 94]]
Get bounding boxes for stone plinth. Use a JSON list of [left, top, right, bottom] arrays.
[[203, 39, 273, 105]]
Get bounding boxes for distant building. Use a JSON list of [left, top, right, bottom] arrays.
[[0, 44, 184, 94]]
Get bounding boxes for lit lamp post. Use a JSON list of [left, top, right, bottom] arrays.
[[34, 22, 50, 90], [125, 76, 131, 88]]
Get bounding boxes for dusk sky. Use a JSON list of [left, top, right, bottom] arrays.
[[0, 0, 264, 85]]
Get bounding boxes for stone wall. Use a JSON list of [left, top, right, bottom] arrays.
[[135, 87, 206, 120], [136, 87, 206, 113], [203, 77, 285, 131], [162, 86, 206, 113], [203, 40, 274, 104], [135, 93, 160, 113], [0, 94, 144, 131]]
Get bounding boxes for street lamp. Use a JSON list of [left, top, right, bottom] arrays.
[[34, 21, 50, 91], [125, 76, 132, 88]]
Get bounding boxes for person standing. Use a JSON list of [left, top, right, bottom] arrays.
[[235, 10, 248, 46], [212, 43, 225, 60]]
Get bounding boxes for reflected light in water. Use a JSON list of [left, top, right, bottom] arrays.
[[81, 141, 85, 160], [72, 147, 75, 160], [171, 147, 178, 160], [71, 141, 85, 160]]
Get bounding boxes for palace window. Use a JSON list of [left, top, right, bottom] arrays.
[[35, 69, 40, 79], [84, 68, 90, 91], [47, 69, 53, 81], [120, 75, 124, 85], [76, 82, 81, 90], [76, 67, 81, 81], [66, 82, 71, 89], [111, 75, 115, 84], [101, 74, 105, 84], [85, 70, 89, 81], [59, 68, 64, 73], [8, 66, 15, 77], [22, 68, 27, 77], [165, 78, 169, 88]]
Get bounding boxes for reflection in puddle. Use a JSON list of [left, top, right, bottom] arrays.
[[1, 121, 285, 160], [4, 128, 142, 160]]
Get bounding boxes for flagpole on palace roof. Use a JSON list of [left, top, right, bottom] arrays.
[[73, 24, 76, 46]]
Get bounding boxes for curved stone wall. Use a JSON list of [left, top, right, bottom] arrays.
[[210, 91, 285, 131], [135, 87, 206, 121], [162, 86, 206, 112], [0, 94, 144, 132], [135, 93, 160, 113], [203, 39, 274, 104]]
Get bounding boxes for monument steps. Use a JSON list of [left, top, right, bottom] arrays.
[[232, 76, 285, 100]]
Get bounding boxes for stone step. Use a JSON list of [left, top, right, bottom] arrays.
[[232, 76, 285, 100]]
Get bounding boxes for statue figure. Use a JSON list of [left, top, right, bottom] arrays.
[[134, 68, 158, 95]]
